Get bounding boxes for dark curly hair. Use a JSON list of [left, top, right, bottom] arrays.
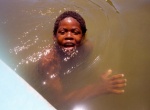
[[53, 11, 87, 36]]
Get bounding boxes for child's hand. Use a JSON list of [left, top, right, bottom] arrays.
[[100, 69, 127, 94]]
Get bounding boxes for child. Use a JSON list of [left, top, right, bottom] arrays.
[[38, 11, 127, 109]]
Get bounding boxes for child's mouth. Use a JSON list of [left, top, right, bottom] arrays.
[[61, 42, 78, 56], [63, 43, 75, 51]]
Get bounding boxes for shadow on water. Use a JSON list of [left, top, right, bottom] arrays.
[[0, 0, 150, 110]]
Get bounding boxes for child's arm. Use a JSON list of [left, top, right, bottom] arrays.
[[62, 69, 126, 101], [38, 46, 126, 109], [48, 69, 126, 109]]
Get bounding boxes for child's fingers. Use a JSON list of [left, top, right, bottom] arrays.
[[111, 79, 127, 85], [101, 69, 112, 78], [111, 89, 125, 94], [112, 83, 127, 89], [110, 74, 125, 80]]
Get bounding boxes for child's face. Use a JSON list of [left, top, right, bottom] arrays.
[[54, 17, 83, 52]]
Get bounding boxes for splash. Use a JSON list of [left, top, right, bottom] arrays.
[[62, 46, 79, 61], [13, 45, 53, 71]]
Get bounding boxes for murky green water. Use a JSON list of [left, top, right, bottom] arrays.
[[0, 0, 150, 110]]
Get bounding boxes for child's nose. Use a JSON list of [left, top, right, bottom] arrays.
[[65, 32, 74, 40], [66, 32, 72, 37]]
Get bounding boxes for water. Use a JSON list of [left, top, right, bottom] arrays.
[[0, 0, 150, 110]]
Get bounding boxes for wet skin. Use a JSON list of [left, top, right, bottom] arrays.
[[54, 17, 84, 52], [39, 16, 127, 109]]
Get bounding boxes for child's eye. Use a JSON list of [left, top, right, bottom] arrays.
[[70, 29, 79, 35], [73, 31, 80, 35], [58, 30, 65, 35]]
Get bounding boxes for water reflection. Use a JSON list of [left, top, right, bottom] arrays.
[[3, 0, 111, 72], [0, 0, 150, 110], [0, 0, 125, 110], [73, 105, 87, 110]]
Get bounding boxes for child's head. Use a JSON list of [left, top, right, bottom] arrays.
[[53, 11, 87, 55], [53, 11, 87, 36]]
